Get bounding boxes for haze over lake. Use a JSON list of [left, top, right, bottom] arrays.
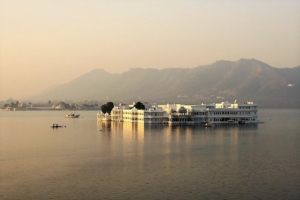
[[1, 109, 299, 199], [1, 1, 299, 100], [2, 1, 300, 198]]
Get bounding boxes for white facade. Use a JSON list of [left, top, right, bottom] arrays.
[[122, 107, 164, 124], [97, 105, 165, 124], [205, 101, 259, 124], [97, 101, 261, 124], [111, 106, 127, 122], [159, 103, 207, 125]]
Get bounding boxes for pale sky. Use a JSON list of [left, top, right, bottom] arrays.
[[1, 0, 299, 100]]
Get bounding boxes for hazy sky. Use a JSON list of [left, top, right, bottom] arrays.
[[1, 0, 300, 100]]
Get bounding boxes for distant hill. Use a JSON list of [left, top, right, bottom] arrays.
[[32, 59, 300, 108]]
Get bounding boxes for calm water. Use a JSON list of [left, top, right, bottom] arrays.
[[0, 109, 300, 200]]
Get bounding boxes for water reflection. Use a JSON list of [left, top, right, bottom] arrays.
[[140, 124, 259, 176], [97, 121, 146, 169], [97, 121, 258, 144], [95, 121, 262, 186]]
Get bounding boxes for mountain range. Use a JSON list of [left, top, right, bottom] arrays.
[[32, 59, 300, 108]]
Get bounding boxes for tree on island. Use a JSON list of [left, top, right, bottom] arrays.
[[69, 103, 77, 110], [58, 102, 70, 109], [100, 102, 114, 114], [134, 101, 145, 110], [6, 101, 20, 108]]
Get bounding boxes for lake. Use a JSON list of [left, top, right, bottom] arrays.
[[1, 109, 300, 199]]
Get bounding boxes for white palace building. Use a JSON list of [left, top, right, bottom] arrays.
[[97, 101, 261, 125]]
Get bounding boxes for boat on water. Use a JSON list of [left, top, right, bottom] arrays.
[[204, 123, 214, 127], [51, 123, 66, 128], [65, 113, 80, 118], [226, 119, 236, 124]]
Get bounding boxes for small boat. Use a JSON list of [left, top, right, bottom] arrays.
[[64, 113, 80, 118], [204, 123, 214, 127], [51, 123, 66, 128]]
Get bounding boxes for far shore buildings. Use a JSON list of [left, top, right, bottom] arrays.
[[97, 101, 261, 125]]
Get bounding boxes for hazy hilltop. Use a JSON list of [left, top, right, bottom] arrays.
[[32, 59, 300, 108]]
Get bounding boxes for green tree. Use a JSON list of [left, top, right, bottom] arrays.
[[83, 104, 88, 107], [59, 102, 70, 109], [106, 102, 114, 111], [69, 104, 76, 110], [100, 104, 109, 113], [134, 102, 145, 110], [100, 102, 114, 114], [10, 102, 16, 108]]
